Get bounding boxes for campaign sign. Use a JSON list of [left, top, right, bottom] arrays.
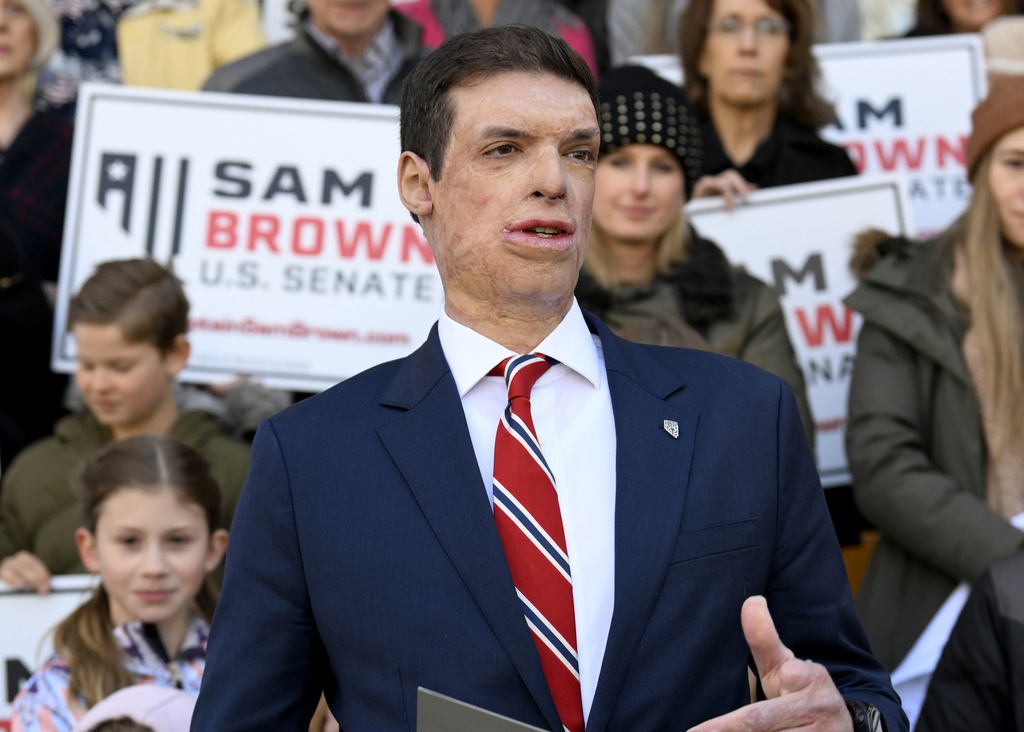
[[637, 34, 985, 239], [686, 175, 914, 487], [0, 575, 98, 730], [55, 85, 442, 391], [817, 35, 986, 238]]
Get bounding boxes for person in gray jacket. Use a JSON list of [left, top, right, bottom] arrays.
[[203, 0, 428, 104], [844, 74, 1024, 673]]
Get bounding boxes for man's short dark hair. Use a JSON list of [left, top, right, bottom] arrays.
[[399, 25, 599, 184]]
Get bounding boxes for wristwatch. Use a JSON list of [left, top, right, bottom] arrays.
[[845, 699, 884, 732]]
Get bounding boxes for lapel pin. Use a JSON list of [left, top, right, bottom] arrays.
[[663, 420, 679, 439]]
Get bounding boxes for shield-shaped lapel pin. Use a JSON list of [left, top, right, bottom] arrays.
[[663, 420, 679, 439]]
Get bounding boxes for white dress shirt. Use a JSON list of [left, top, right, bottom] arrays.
[[437, 301, 617, 724]]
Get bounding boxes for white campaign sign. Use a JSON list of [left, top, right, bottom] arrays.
[[686, 175, 914, 487], [55, 85, 442, 392], [637, 34, 986, 239], [0, 576, 98, 730], [816, 35, 986, 238]]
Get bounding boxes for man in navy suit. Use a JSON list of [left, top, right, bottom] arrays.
[[192, 25, 905, 732]]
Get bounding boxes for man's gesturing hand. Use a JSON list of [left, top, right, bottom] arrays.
[[688, 596, 854, 731]]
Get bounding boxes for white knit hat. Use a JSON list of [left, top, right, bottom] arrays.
[[71, 686, 196, 732]]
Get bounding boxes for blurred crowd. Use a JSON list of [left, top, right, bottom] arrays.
[[1, 0, 1024, 731]]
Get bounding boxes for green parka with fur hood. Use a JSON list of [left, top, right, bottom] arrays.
[[845, 225, 1024, 671]]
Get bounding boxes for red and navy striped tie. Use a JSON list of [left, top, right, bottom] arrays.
[[491, 354, 584, 732]]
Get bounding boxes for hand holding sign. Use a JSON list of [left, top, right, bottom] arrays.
[[0, 550, 52, 593], [688, 596, 854, 732], [690, 169, 758, 210]]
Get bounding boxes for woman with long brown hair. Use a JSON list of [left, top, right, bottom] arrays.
[[679, 0, 856, 202], [845, 74, 1024, 686], [10, 435, 228, 732]]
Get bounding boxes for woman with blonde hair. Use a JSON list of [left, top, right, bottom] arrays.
[[575, 64, 814, 444], [0, 0, 69, 289], [846, 74, 1024, 679]]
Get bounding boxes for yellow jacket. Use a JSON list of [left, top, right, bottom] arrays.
[[117, 0, 267, 90]]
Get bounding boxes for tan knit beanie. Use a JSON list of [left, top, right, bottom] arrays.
[[982, 17, 1024, 76], [966, 74, 1024, 182]]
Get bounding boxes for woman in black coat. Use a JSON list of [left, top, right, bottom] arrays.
[[678, 0, 856, 203]]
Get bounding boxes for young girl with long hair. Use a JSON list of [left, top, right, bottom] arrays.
[[11, 435, 229, 732]]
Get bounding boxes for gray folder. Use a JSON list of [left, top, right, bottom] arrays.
[[416, 688, 549, 732]]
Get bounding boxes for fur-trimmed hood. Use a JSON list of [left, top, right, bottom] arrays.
[[848, 228, 913, 280]]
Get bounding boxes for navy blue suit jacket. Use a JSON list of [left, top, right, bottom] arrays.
[[192, 314, 905, 731]]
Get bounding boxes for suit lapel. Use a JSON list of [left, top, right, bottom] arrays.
[[377, 327, 564, 732], [583, 317, 698, 732]]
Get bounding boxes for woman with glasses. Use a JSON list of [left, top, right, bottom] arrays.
[[679, 0, 856, 203]]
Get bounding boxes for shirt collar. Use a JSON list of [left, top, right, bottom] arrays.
[[438, 299, 602, 397]]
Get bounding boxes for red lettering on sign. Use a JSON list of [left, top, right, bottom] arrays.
[[248, 214, 281, 253], [206, 211, 238, 249], [203, 211, 437, 265], [794, 305, 854, 347], [875, 138, 927, 171], [830, 135, 971, 173], [336, 221, 391, 260], [292, 217, 324, 256], [937, 134, 966, 169]]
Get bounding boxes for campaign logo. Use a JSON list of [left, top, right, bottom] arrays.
[[97, 152, 190, 256]]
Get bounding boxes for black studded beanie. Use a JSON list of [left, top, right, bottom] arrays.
[[597, 65, 702, 193]]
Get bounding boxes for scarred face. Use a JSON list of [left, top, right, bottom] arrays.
[[402, 72, 600, 326]]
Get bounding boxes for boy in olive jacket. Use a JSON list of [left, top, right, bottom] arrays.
[[0, 259, 250, 591]]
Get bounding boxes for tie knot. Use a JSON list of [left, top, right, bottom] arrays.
[[495, 353, 557, 401]]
